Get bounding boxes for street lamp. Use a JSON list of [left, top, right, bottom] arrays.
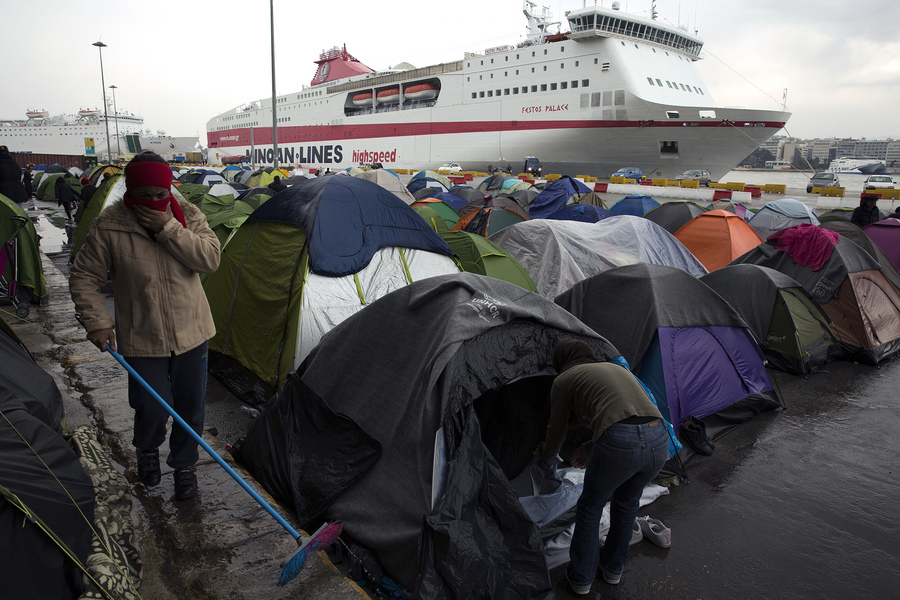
[[92, 41, 112, 162], [269, 0, 279, 169], [109, 84, 120, 159]]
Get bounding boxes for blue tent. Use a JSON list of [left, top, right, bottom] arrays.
[[528, 176, 593, 218], [609, 194, 660, 216], [407, 177, 450, 195], [246, 175, 453, 276], [748, 198, 821, 239], [555, 263, 781, 467], [420, 191, 468, 212]]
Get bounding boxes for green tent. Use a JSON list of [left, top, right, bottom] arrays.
[[71, 173, 126, 258], [412, 198, 459, 229], [36, 173, 64, 200], [0, 193, 48, 311]]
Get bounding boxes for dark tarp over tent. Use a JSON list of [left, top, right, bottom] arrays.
[[555, 263, 781, 464], [203, 175, 459, 402], [701, 264, 841, 375], [643, 201, 708, 234], [233, 272, 620, 598], [528, 176, 592, 218], [452, 196, 531, 237], [730, 228, 900, 364], [608, 194, 660, 216], [0, 325, 95, 599]]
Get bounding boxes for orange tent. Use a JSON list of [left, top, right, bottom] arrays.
[[675, 210, 763, 271]]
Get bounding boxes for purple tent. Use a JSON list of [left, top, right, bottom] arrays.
[[863, 218, 900, 271]]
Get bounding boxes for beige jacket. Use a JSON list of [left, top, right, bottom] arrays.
[[69, 197, 220, 357]]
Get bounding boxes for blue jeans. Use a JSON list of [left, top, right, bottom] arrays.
[[127, 342, 208, 470], [566, 419, 670, 587]]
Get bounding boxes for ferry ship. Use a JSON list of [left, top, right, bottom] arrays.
[[0, 104, 201, 162], [206, 1, 790, 179], [827, 156, 889, 175]]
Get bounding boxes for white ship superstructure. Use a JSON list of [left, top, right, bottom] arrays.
[[206, 2, 790, 179], [827, 156, 889, 175], [1, 103, 200, 162]]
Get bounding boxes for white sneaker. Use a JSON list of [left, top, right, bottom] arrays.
[[599, 519, 643, 547], [636, 515, 671, 548]]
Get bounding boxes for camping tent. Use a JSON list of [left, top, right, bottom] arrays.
[[451, 196, 531, 237], [542, 203, 610, 223], [408, 176, 450, 196], [700, 264, 840, 374], [555, 263, 780, 459], [863, 218, 900, 271], [748, 198, 820, 239], [818, 220, 900, 295], [643, 201, 708, 234], [447, 185, 485, 204], [411, 198, 460, 229], [0, 325, 95, 598], [489, 216, 708, 298], [674, 209, 764, 271], [708, 199, 749, 220], [498, 188, 540, 210], [608, 194, 660, 216], [528, 176, 592, 219], [232, 272, 621, 598], [730, 226, 900, 364], [477, 172, 521, 193], [356, 169, 416, 204], [409, 170, 453, 190], [1, 193, 48, 307], [203, 175, 459, 400]]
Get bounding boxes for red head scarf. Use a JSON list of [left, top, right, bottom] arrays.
[[123, 161, 186, 234]]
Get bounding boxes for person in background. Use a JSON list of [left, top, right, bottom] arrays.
[[536, 339, 669, 596], [55, 172, 78, 222], [69, 150, 220, 501], [22, 164, 34, 199], [267, 175, 287, 192], [850, 193, 885, 227], [74, 177, 97, 223], [0, 145, 28, 204]]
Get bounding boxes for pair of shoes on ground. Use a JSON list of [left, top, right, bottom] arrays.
[[599, 519, 643, 548], [136, 449, 197, 500], [680, 414, 714, 456]]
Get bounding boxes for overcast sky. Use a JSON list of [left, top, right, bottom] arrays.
[[3, 0, 898, 143]]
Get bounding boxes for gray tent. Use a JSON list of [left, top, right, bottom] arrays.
[[233, 272, 620, 598], [489, 215, 707, 298]]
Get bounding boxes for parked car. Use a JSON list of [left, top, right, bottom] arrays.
[[864, 174, 895, 190], [675, 169, 711, 186], [523, 156, 542, 177], [439, 163, 462, 172], [806, 172, 841, 193], [611, 166, 644, 181]]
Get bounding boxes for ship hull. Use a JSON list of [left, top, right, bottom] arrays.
[[206, 8, 790, 180]]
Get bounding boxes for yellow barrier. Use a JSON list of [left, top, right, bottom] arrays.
[[545, 174, 563, 181], [652, 178, 667, 186], [623, 178, 638, 185], [394, 168, 409, 175], [709, 182, 726, 189], [814, 187, 845, 197], [762, 184, 786, 194], [873, 188, 900, 199], [577, 175, 597, 182], [680, 180, 699, 189], [610, 176, 626, 184]]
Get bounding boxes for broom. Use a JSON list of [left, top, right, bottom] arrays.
[[107, 344, 341, 586]]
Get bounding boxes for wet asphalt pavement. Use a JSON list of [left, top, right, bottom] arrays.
[[8, 193, 900, 599]]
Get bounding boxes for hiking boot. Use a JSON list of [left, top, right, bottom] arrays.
[[136, 449, 161, 486], [174, 466, 198, 500], [636, 515, 671, 548]]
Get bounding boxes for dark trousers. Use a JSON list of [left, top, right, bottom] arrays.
[[126, 342, 208, 470]]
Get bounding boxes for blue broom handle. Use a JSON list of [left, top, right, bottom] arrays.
[[106, 344, 301, 541]]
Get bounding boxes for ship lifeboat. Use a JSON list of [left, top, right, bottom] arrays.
[[376, 88, 401, 104], [403, 84, 438, 101], [78, 108, 102, 118], [352, 92, 374, 106], [25, 109, 49, 119]]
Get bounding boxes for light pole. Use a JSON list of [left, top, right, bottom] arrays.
[[109, 84, 120, 159], [269, 0, 279, 169], [92, 41, 112, 162]]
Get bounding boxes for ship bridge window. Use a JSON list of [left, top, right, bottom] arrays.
[[666, 111, 680, 119], [656, 78, 663, 86], [666, 81, 673, 88], [647, 77, 654, 85]]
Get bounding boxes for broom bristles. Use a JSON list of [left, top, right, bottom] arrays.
[[277, 522, 343, 587]]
